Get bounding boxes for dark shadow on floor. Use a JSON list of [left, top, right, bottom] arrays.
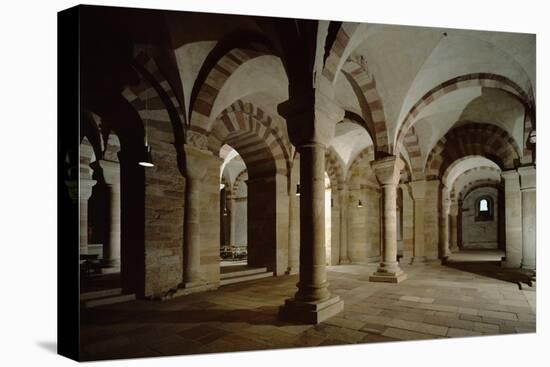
[[81, 304, 312, 327], [36, 340, 57, 354], [445, 260, 535, 289]]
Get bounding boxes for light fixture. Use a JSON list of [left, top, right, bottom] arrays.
[[295, 183, 301, 197], [223, 206, 228, 216], [138, 94, 155, 167], [528, 130, 536, 144], [139, 145, 154, 167], [357, 199, 363, 208]]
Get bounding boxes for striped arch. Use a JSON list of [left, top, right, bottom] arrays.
[[341, 55, 390, 154], [401, 126, 423, 179], [231, 169, 249, 199], [121, 47, 186, 146], [207, 101, 291, 177], [322, 22, 360, 83], [395, 73, 535, 153], [456, 179, 502, 202], [345, 145, 378, 187], [325, 147, 345, 190], [189, 48, 265, 130], [425, 123, 521, 180], [449, 166, 501, 196]]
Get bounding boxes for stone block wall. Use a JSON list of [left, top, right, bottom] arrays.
[[461, 187, 499, 249], [143, 136, 185, 297]]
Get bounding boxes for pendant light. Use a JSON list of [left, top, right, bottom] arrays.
[[295, 183, 301, 197], [223, 206, 228, 216], [139, 94, 155, 167], [357, 199, 363, 208]]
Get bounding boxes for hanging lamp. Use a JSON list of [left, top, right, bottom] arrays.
[[295, 183, 301, 197], [139, 94, 155, 167], [357, 199, 363, 208]]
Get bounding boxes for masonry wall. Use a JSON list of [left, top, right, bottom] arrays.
[[461, 187, 499, 249], [143, 129, 185, 297]]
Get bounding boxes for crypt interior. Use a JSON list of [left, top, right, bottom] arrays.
[[69, 5, 537, 360]]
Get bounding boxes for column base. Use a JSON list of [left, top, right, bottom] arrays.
[[338, 258, 351, 265], [521, 262, 536, 271], [369, 271, 407, 283], [285, 267, 299, 275], [279, 296, 344, 324], [501, 258, 521, 268], [174, 281, 218, 297], [410, 256, 427, 264]]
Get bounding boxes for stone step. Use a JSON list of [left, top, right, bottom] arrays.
[[80, 288, 122, 301], [220, 267, 268, 280], [82, 293, 136, 309], [220, 271, 274, 286]]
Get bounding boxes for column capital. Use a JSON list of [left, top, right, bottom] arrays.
[[518, 165, 536, 190], [71, 178, 96, 201], [370, 156, 405, 187], [183, 144, 212, 180], [408, 180, 426, 199], [278, 89, 344, 147]]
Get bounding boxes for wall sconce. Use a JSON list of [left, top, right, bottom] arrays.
[[295, 183, 301, 197], [357, 199, 363, 208]]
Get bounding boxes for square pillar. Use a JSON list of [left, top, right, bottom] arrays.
[[409, 180, 427, 263], [518, 165, 536, 270], [501, 169, 522, 268]]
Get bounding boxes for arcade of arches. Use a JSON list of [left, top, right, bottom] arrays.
[[75, 6, 536, 358]]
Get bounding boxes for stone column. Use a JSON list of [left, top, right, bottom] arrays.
[[338, 185, 350, 264], [449, 202, 459, 252], [278, 90, 344, 323], [99, 160, 121, 268], [501, 169, 522, 268], [518, 165, 536, 270], [439, 186, 452, 262], [229, 196, 237, 247], [287, 184, 299, 274], [369, 156, 407, 283], [409, 180, 427, 263], [181, 144, 209, 288], [399, 183, 414, 263], [69, 178, 96, 255], [457, 199, 464, 249]]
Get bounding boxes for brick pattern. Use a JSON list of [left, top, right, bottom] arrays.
[[425, 123, 521, 180], [207, 101, 291, 178], [190, 48, 262, 130], [341, 55, 390, 154], [395, 73, 534, 154]]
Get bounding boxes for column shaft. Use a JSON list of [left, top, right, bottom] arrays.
[[296, 143, 330, 301], [338, 187, 350, 264]]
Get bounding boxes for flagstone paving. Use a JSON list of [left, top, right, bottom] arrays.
[[80, 261, 536, 361]]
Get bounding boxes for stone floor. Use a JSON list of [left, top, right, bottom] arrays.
[[80, 257, 536, 361]]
